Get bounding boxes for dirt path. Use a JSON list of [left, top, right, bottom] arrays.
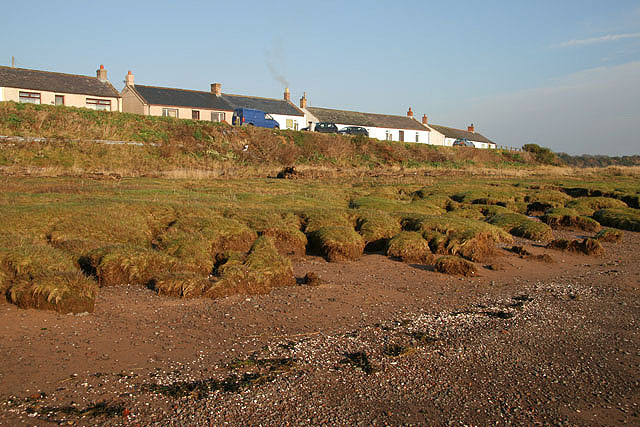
[[0, 231, 638, 425]]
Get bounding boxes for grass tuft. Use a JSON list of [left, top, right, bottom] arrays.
[[593, 208, 640, 232], [386, 231, 431, 263], [434, 255, 477, 277]]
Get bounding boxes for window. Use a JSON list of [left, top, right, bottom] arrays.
[[19, 91, 41, 104], [385, 130, 392, 141], [192, 110, 200, 120], [399, 130, 405, 142], [211, 112, 225, 122], [162, 108, 178, 118], [86, 98, 111, 111], [415, 133, 419, 143], [55, 95, 64, 106], [286, 119, 294, 129]]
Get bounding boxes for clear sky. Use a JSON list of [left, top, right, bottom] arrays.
[[1, 1, 639, 155]]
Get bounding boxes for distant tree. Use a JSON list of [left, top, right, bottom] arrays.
[[522, 143, 560, 165]]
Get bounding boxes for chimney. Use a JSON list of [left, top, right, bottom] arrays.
[[284, 87, 290, 102], [407, 107, 413, 118], [125, 70, 134, 86], [211, 83, 222, 96], [468, 123, 475, 133], [96, 64, 107, 82], [300, 92, 307, 109], [422, 114, 428, 125]]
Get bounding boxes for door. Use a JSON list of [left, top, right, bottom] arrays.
[[399, 130, 404, 142]]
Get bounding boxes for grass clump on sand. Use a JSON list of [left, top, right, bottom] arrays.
[[540, 208, 601, 232], [350, 196, 443, 215], [566, 197, 628, 215], [434, 255, 477, 277], [229, 210, 307, 257], [204, 236, 295, 299], [546, 238, 604, 256], [524, 190, 572, 214], [403, 214, 511, 261], [386, 232, 431, 263], [487, 213, 553, 241], [80, 245, 178, 287], [154, 215, 257, 274], [148, 272, 210, 298], [304, 210, 365, 262], [593, 208, 640, 232], [594, 228, 623, 243], [0, 245, 97, 313], [356, 210, 402, 252]]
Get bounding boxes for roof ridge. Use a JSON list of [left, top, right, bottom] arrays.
[[134, 84, 214, 96], [309, 106, 414, 120], [0, 65, 107, 82], [222, 92, 291, 103]]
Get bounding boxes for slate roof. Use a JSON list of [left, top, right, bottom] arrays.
[[306, 107, 428, 131], [222, 94, 304, 116], [0, 66, 120, 98], [427, 124, 496, 145], [131, 85, 234, 111]]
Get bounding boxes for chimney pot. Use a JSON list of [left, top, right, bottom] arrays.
[[422, 114, 428, 125], [407, 107, 413, 118], [125, 70, 134, 86], [468, 123, 475, 133], [284, 87, 291, 102], [211, 83, 222, 96], [96, 65, 108, 82], [300, 91, 307, 109]]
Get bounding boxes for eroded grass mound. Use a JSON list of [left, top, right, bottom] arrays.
[[386, 232, 431, 263], [304, 210, 365, 261], [566, 197, 628, 216], [148, 272, 210, 298], [546, 238, 604, 256], [487, 213, 553, 241], [541, 208, 601, 232], [81, 245, 177, 287], [593, 208, 640, 232], [204, 236, 295, 298], [403, 214, 511, 261], [0, 245, 97, 313], [594, 228, 623, 243], [434, 255, 476, 277], [356, 210, 402, 251]]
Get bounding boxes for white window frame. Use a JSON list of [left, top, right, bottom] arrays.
[[385, 130, 392, 141], [162, 108, 178, 118], [86, 98, 111, 111], [19, 91, 41, 104], [55, 95, 65, 106], [211, 112, 225, 122]]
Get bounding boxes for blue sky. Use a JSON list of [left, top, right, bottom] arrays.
[[1, 1, 639, 155]]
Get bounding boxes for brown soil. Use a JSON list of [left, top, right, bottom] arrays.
[[0, 230, 639, 425]]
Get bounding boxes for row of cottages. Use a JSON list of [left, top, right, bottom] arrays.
[[0, 65, 121, 111], [298, 93, 496, 148], [120, 72, 306, 130]]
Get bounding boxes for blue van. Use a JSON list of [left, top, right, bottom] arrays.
[[233, 108, 280, 129]]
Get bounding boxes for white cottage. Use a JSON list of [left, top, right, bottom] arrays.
[[302, 101, 430, 143], [0, 65, 121, 111], [222, 87, 306, 130], [426, 122, 497, 149]]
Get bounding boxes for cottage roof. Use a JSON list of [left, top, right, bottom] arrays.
[[306, 106, 428, 131], [0, 66, 120, 98], [131, 85, 234, 111], [222, 94, 304, 116], [427, 124, 496, 145]]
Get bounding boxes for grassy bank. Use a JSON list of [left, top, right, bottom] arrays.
[[0, 101, 541, 176], [0, 173, 638, 313]]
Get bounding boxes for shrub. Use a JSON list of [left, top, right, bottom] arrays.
[[593, 208, 640, 232], [434, 256, 476, 277], [386, 232, 431, 263]]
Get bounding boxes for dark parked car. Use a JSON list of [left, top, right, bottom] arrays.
[[314, 122, 339, 133], [339, 126, 369, 136], [453, 138, 475, 147]]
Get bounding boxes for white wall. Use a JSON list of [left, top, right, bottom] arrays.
[[270, 114, 306, 130], [2, 86, 121, 111], [335, 123, 430, 144]]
